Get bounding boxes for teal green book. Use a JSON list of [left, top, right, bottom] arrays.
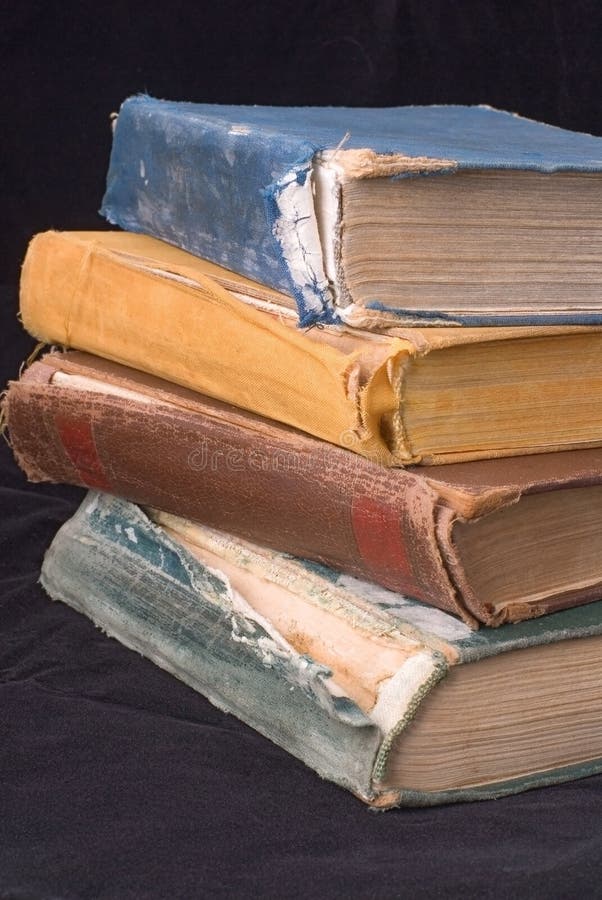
[[41, 492, 602, 808]]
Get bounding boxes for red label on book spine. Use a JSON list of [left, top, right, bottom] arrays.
[[350, 496, 417, 591], [55, 415, 113, 491]]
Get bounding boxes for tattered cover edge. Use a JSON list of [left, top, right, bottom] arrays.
[[101, 95, 333, 327], [40, 492, 459, 806], [13, 349, 602, 630], [341, 304, 602, 331], [18, 232, 412, 467], [13, 349, 601, 630], [40, 492, 387, 802], [4, 351, 480, 625], [101, 96, 602, 328], [38, 492, 602, 808]]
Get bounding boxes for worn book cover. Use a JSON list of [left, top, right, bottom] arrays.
[[19, 231, 602, 467], [40, 492, 602, 808], [7, 349, 602, 629], [101, 95, 602, 327]]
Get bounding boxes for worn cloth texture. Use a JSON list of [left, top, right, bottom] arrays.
[[2, 284, 602, 897], [4, 0, 602, 893], [101, 97, 602, 325]]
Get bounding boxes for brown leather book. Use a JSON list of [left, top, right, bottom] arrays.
[[6, 350, 602, 628]]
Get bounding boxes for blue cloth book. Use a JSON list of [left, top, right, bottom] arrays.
[[41, 492, 602, 807], [102, 96, 602, 327]]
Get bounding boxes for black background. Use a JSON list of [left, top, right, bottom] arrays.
[[2, 2, 602, 897]]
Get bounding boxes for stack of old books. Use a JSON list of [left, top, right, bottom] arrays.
[[5, 97, 602, 807]]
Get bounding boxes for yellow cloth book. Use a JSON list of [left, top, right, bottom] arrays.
[[20, 230, 602, 466]]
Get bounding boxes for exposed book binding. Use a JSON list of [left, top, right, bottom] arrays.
[[41, 492, 602, 808], [19, 231, 602, 467], [8, 349, 602, 629], [101, 96, 602, 327]]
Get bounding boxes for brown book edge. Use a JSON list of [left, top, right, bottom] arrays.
[[9, 351, 602, 627]]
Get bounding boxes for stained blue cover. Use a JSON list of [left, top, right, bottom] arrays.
[[101, 95, 602, 325]]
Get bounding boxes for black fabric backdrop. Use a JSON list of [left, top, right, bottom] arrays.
[[2, 3, 602, 897]]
